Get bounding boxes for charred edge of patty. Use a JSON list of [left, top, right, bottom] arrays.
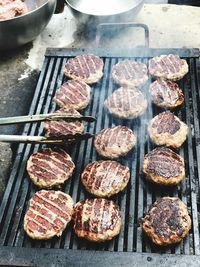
[[142, 197, 191, 245], [150, 79, 184, 108]]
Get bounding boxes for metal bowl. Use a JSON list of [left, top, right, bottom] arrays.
[[66, 0, 144, 24], [0, 0, 56, 50]]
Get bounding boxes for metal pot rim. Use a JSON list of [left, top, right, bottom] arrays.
[[66, 0, 144, 16]]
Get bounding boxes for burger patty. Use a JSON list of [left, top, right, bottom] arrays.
[[142, 147, 185, 186], [150, 79, 184, 109], [148, 111, 188, 148], [54, 79, 91, 110], [24, 190, 74, 240], [64, 54, 104, 84], [142, 197, 191, 245], [94, 125, 136, 159], [44, 108, 84, 137], [149, 54, 189, 81], [81, 160, 130, 197], [112, 59, 148, 87], [72, 198, 122, 242], [104, 87, 147, 119], [27, 148, 75, 188]]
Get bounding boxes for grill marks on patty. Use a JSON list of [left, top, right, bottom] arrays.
[[104, 87, 147, 119], [64, 54, 104, 84], [150, 79, 184, 108], [148, 111, 188, 148], [142, 197, 191, 245], [145, 147, 182, 178], [112, 59, 148, 87], [152, 55, 181, 73], [142, 147, 185, 185], [149, 54, 189, 81], [44, 108, 84, 137], [94, 126, 136, 159], [54, 80, 91, 110], [96, 126, 132, 146], [27, 148, 75, 188], [152, 111, 180, 135], [115, 61, 144, 79], [73, 198, 122, 241], [81, 160, 130, 197], [24, 190, 74, 239]]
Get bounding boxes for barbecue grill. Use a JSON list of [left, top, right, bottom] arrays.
[[0, 38, 200, 265]]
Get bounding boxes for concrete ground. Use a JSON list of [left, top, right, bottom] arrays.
[[0, 3, 200, 198]]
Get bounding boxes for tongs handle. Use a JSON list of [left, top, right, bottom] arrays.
[[0, 133, 94, 144], [0, 113, 96, 125], [96, 23, 149, 48]]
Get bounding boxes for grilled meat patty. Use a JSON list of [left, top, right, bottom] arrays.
[[94, 125, 136, 159], [104, 87, 147, 119], [150, 79, 184, 109], [72, 198, 122, 242], [149, 54, 188, 81], [81, 160, 130, 197], [64, 54, 104, 84], [24, 190, 74, 240], [148, 111, 188, 148], [54, 79, 91, 110], [44, 108, 84, 137], [112, 59, 148, 87], [142, 197, 191, 245], [27, 148, 75, 188], [142, 147, 185, 186]]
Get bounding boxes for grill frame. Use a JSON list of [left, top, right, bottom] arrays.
[[0, 47, 200, 266]]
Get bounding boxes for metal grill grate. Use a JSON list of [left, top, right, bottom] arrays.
[[0, 48, 200, 266]]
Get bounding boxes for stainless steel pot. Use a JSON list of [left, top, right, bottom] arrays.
[[0, 0, 56, 50], [66, 0, 144, 24]]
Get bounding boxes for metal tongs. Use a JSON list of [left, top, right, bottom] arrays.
[[0, 113, 96, 144]]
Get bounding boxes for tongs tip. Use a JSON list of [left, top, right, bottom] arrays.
[[0, 113, 96, 125]]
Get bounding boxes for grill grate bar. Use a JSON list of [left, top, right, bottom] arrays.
[[178, 76, 190, 255], [126, 148, 137, 252], [174, 79, 185, 255], [143, 68, 154, 254], [63, 143, 80, 249], [135, 116, 145, 253], [191, 59, 200, 189], [184, 58, 200, 255], [106, 58, 118, 253]]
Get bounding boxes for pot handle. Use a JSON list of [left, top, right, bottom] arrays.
[[96, 23, 149, 48]]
